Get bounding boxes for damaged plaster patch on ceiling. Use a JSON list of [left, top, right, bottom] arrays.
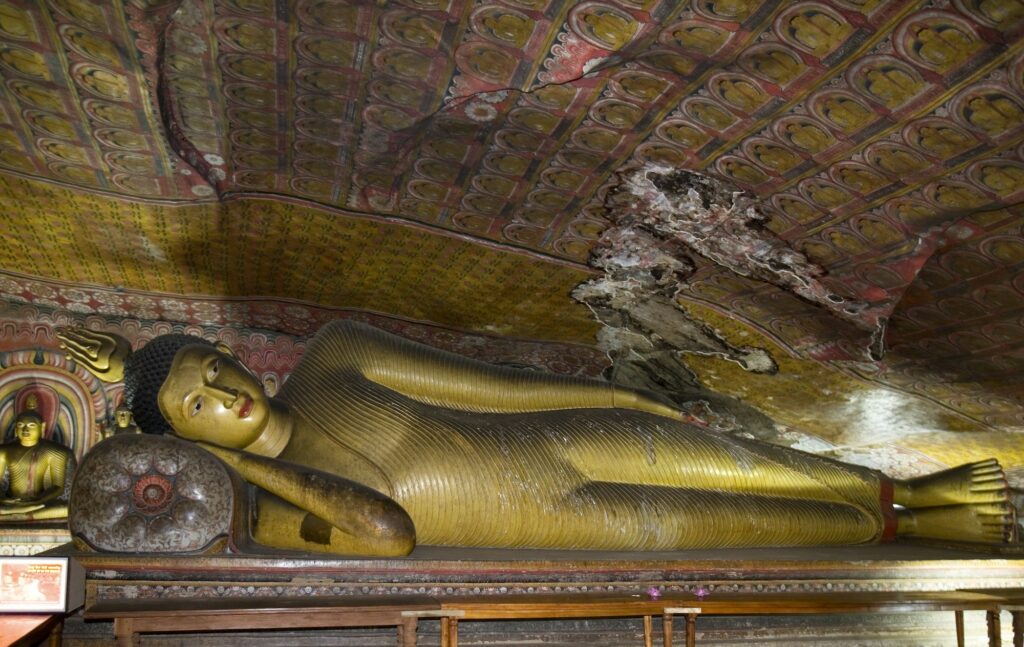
[[573, 165, 899, 439], [575, 165, 862, 368], [611, 166, 892, 332], [571, 167, 791, 438]]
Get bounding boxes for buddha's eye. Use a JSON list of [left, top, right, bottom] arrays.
[[207, 360, 219, 381], [191, 396, 204, 417]]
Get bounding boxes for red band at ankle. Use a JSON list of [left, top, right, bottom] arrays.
[[879, 478, 897, 542]]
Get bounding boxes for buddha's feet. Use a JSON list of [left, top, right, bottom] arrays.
[[898, 501, 1016, 544], [893, 459, 1016, 544], [895, 458, 1009, 508]]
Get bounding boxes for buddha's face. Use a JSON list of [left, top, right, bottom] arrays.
[[158, 344, 269, 448], [14, 415, 44, 447], [115, 407, 132, 428]]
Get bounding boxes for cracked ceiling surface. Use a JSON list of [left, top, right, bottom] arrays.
[[0, 0, 1023, 475]]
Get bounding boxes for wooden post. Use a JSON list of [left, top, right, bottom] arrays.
[[643, 614, 653, 647], [47, 620, 63, 647], [956, 610, 965, 647], [664, 607, 701, 647], [113, 617, 137, 647], [989, 610, 1002, 647], [399, 615, 417, 647], [663, 613, 674, 647], [1012, 610, 1023, 647]]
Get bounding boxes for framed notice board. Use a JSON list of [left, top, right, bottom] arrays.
[[0, 556, 83, 613]]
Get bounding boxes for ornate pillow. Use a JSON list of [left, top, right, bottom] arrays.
[[70, 434, 245, 554]]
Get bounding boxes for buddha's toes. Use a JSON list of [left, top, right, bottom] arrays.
[[902, 501, 1016, 544], [898, 459, 1010, 508]]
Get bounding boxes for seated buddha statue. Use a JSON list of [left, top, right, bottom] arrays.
[[110, 404, 140, 436], [0, 400, 76, 522], [58, 321, 1015, 555]]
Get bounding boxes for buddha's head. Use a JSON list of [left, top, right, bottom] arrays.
[[114, 405, 133, 429], [125, 335, 270, 449], [13, 411, 45, 447]]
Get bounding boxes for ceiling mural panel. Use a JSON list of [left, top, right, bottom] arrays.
[[0, 173, 600, 341], [0, 0, 212, 198], [150, 0, 1024, 260], [0, 0, 1022, 474]]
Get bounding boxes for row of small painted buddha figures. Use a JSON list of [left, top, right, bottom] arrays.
[[4, 321, 1015, 553]]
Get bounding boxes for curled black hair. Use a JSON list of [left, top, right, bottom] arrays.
[[124, 334, 214, 435], [14, 410, 44, 424]]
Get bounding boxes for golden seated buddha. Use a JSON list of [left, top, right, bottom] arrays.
[[58, 321, 1015, 555], [0, 407, 76, 522]]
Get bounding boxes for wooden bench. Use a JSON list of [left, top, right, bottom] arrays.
[[437, 590, 1016, 647], [1002, 605, 1023, 647], [0, 614, 63, 647], [84, 595, 441, 646], [963, 589, 1024, 647], [81, 589, 1024, 646]]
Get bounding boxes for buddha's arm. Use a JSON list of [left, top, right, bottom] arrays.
[[3, 449, 68, 506], [0, 454, 18, 506], [0, 453, 46, 514], [198, 442, 415, 556], [32, 449, 70, 504], [321, 321, 683, 419]]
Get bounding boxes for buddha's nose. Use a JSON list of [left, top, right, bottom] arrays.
[[205, 384, 238, 407]]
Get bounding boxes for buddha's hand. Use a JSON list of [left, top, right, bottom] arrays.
[[56, 326, 132, 383], [0, 503, 45, 515], [195, 441, 416, 556]]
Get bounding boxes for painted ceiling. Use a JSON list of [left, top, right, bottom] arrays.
[[0, 0, 1022, 477]]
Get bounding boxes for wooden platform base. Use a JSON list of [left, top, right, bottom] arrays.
[[52, 542, 1024, 646]]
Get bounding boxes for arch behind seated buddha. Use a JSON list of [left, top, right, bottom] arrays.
[[0, 351, 108, 461]]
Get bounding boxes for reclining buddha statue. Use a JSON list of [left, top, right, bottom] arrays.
[[59, 321, 1015, 556]]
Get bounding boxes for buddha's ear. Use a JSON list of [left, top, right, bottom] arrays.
[[215, 341, 261, 381], [40, 421, 46, 436]]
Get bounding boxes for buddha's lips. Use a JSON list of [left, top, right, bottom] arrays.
[[238, 397, 253, 418]]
